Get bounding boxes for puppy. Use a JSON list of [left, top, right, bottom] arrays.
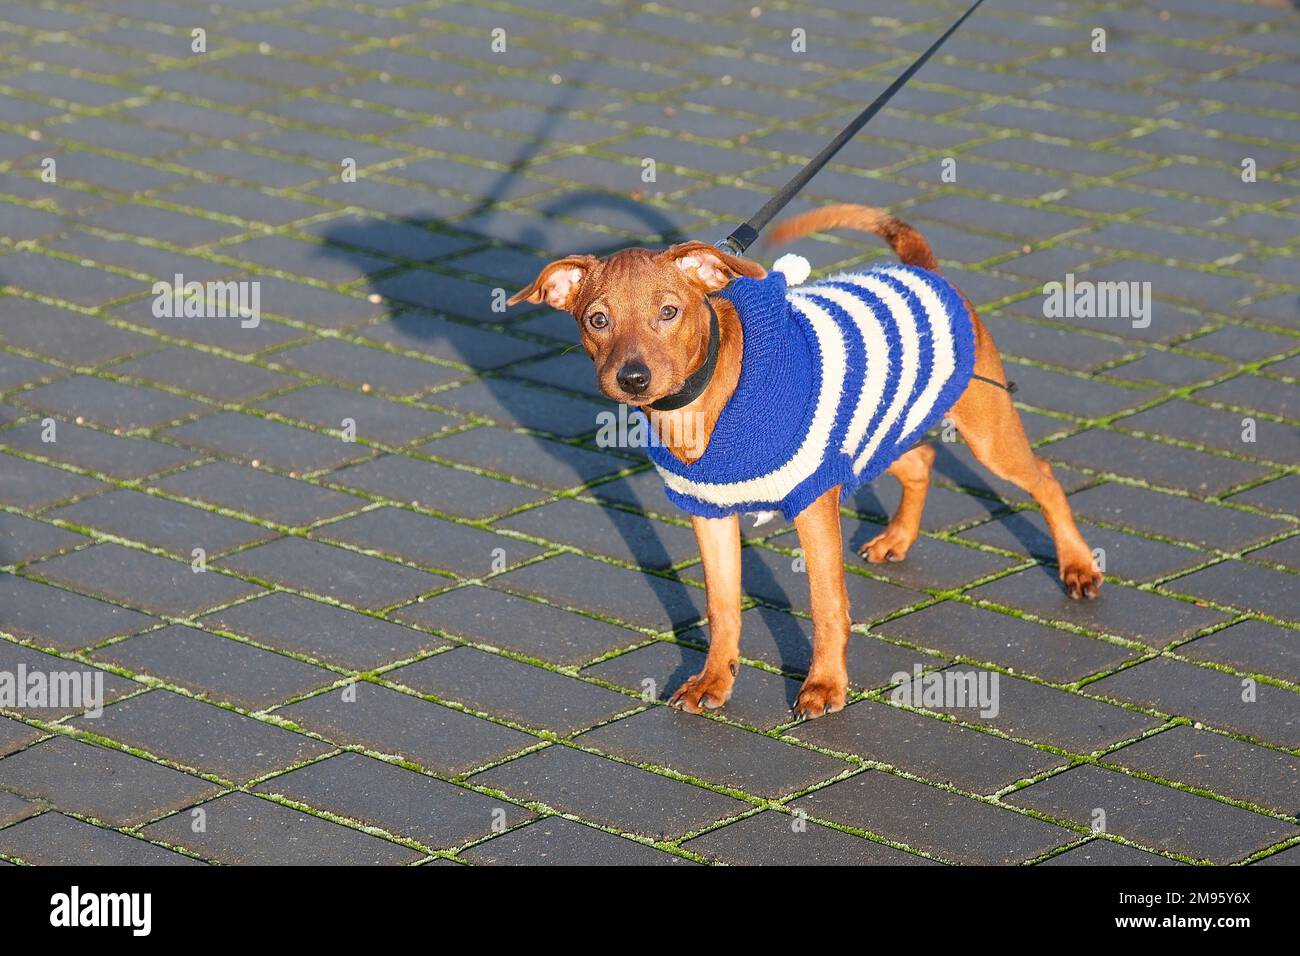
[[509, 205, 1101, 719]]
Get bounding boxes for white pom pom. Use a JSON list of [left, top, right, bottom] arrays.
[[772, 253, 811, 286]]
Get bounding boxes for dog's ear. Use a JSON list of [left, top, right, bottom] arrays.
[[661, 241, 767, 292], [507, 255, 598, 310]]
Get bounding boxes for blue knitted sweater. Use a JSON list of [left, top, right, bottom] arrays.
[[647, 261, 975, 521]]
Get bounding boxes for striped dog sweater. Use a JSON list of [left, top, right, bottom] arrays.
[[647, 256, 976, 521]]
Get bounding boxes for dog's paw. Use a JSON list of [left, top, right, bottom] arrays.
[[1061, 562, 1103, 600], [669, 669, 734, 714], [792, 678, 847, 720], [858, 525, 916, 564]]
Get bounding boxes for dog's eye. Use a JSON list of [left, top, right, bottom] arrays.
[[587, 312, 608, 330], [660, 305, 679, 320]]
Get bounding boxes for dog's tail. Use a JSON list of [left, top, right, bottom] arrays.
[[767, 204, 938, 272]]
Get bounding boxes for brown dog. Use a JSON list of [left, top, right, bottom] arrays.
[[509, 205, 1101, 719]]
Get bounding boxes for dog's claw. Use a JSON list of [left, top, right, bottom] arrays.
[[792, 679, 846, 721], [669, 670, 734, 715], [1062, 563, 1103, 601], [860, 526, 917, 565]]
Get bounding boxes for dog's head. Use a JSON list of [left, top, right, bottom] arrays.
[[508, 241, 766, 405]]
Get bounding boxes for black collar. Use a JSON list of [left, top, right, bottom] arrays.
[[648, 296, 720, 412]]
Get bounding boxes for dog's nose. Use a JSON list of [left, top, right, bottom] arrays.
[[616, 361, 651, 396]]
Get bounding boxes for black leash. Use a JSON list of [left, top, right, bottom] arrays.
[[716, 0, 989, 257], [649, 0, 994, 412]]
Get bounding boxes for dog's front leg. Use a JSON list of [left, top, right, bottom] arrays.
[[670, 513, 742, 713], [792, 487, 850, 719]]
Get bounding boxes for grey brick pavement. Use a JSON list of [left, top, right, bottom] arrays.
[[0, 0, 1297, 865]]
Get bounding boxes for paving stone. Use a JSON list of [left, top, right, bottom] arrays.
[[794, 770, 1075, 865], [75, 689, 330, 784], [1163, 560, 1299, 621], [277, 682, 534, 777], [80, 203, 245, 248], [274, 339, 462, 397], [433, 379, 607, 438], [329, 454, 544, 520], [0, 811, 201, 865], [471, 745, 748, 841], [93, 625, 335, 712], [683, 809, 931, 865], [1179, 620, 1300, 685], [1088, 656, 1300, 749], [1102, 724, 1300, 815], [202, 592, 447, 671], [254, 752, 534, 850], [0, 735, 221, 826], [30, 542, 261, 616], [1038, 429, 1270, 496], [577, 707, 851, 799], [50, 488, 273, 557], [1108, 350, 1232, 388], [423, 427, 630, 491], [219, 536, 442, 611], [496, 499, 698, 571], [1185, 326, 1297, 364], [1196, 372, 1298, 420], [460, 816, 690, 866], [0, 715, 44, 757], [1255, 845, 1300, 866], [260, 385, 458, 445], [1067, 482, 1288, 551], [394, 584, 640, 667], [0, 640, 139, 718], [874, 600, 1138, 684], [0, 251, 146, 307], [166, 411, 373, 474], [851, 479, 1011, 532], [0, 513, 86, 564], [391, 647, 632, 735], [15, 374, 208, 431], [681, 546, 927, 623], [1245, 533, 1300, 571], [969, 569, 1229, 648], [313, 506, 545, 577], [836, 520, 1020, 591], [788, 698, 1065, 795], [1039, 840, 1181, 866], [1007, 764, 1298, 864], [919, 665, 1161, 754], [958, 510, 1202, 584], [0, 454, 106, 511], [109, 297, 306, 355], [682, 605, 934, 691], [582, 642, 800, 733], [141, 791, 420, 865], [0, 791, 35, 828], [110, 347, 295, 402], [1226, 474, 1300, 516], [493, 553, 707, 633], [224, 235, 393, 284], [1119, 398, 1298, 465], [152, 461, 367, 527], [0, 352, 65, 391], [0, 421, 199, 479]]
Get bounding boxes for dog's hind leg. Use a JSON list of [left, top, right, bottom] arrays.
[[859, 443, 935, 564], [947, 312, 1102, 599]]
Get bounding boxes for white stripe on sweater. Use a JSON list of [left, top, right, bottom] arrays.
[[789, 285, 888, 461], [885, 267, 958, 438], [831, 273, 922, 474], [654, 294, 848, 507]]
